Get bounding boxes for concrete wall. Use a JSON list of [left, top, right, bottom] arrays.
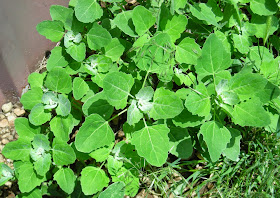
[[0, 0, 69, 106]]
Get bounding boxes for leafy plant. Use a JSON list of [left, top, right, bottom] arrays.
[[1, 0, 280, 196]]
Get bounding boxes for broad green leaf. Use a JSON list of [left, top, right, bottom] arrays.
[[173, 0, 187, 12], [54, 168, 76, 194], [229, 72, 267, 101], [251, 15, 279, 39], [163, 15, 188, 42], [28, 72, 46, 88], [248, 46, 274, 69], [168, 126, 193, 159], [17, 163, 45, 193], [200, 121, 231, 162], [103, 72, 134, 109], [255, 81, 280, 104], [232, 99, 271, 127], [104, 38, 125, 61], [216, 79, 240, 105], [196, 34, 232, 79], [32, 134, 50, 151], [56, 94, 71, 116], [250, 0, 277, 16], [232, 33, 252, 54], [36, 20, 64, 42], [34, 153, 51, 177], [73, 77, 89, 100], [260, 57, 280, 85], [175, 37, 202, 65], [149, 87, 183, 120], [17, 188, 42, 198], [132, 6, 156, 36], [189, 3, 220, 27], [111, 167, 139, 197], [80, 167, 109, 195], [89, 142, 114, 162], [50, 115, 74, 142], [2, 139, 31, 161], [112, 10, 137, 37], [50, 5, 74, 30], [66, 42, 86, 62], [75, 114, 114, 153], [46, 46, 69, 71], [82, 92, 114, 120], [131, 124, 170, 167], [74, 0, 103, 23], [14, 118, 40, 140], [45, 67, 72, 94], [127, 100, 143, 125], [87, 23, 112, 50], [185, 84, 211, 117], [172, 109, 206, 128], [52, 141, 76, 166], [99, 182, 125, 198], [223, 128, 241, 161], [29, 104, 52, 126], [107, 156, 123, 176], [20, 87, 43, 110]]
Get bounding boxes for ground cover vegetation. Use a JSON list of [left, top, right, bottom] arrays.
[[1, 0, 280, 197]]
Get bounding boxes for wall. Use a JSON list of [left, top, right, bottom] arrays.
[[0, 0, 69, 106]]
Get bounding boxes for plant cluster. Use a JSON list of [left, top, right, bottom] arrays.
[[1, 0, 280, 197]]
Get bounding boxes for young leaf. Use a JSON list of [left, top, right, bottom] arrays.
[[149, 87, 183, 120], [168, 126, 193, 159], [81, 167, 109, 195], [50, 5, 74, 30], [17, 163, 45, 193], [28, 72, 46, 88], [2, 139, 31, 161], [66, 42, 86, 62], [50, 115, 74, 142], [29, 104, 52, 126], [127, 100, 143, 125], [131, 124, 170, 167], [185, 84, 211, 117], [232, 99, 271, 127], [73, 77, 89, 100], [74, 0, 103, 23], [36, 20, 64, 42], [260, 57, 280, 85], [89, 142, 114, 162], [75, 114, 114, 153], [103, 72, 134, 109], [200, 121, 231, 162], [32, 134, 51, 151], [232, 33, 252, 54], [45, 67, 72, 94], [0, 163, 14, 186], [248, 46, 274, 69], [87, 23, 112, 50], [99, 182, 125, 198], [196, 34, 232, 79], [223, 128, 241, 161], [14, 118, 41, 140], [54, 168, 76, 194], [20, 87, 43, 110], [132, 6, 156, 36], [172, 109, 206, 128], [189, 3, 220, 27], [56, 94, 71, 116], [33, 153, 51, 177], [163, 14, 188, 42], [104, 38, 125, 61], [135, 86, 154, 111], [112, 10, 137, 37], [52, 141, 76, 166], [175, 37, 202, 65], [17, 188, 42, 198], [250, 0, 277, 16]]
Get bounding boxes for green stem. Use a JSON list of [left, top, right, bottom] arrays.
[[142, 71, 150, 89], [107, 108, 128, 123]]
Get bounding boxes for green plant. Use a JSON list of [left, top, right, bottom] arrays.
[[1, 0, 280, 196]]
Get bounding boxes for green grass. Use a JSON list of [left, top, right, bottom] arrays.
[[137, 129, 280, 198]]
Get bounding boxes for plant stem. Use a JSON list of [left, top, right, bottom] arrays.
[[107, 108, 128, 123]]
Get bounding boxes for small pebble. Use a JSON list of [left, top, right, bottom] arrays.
[[2, 139, 9, 144], [0, 154, 4, 162], [7, 113, 17, 125], [0, 119, 9, 128], [0, 113, 5, 119], [5, 181, 12, 188], [2, 102, 13, 113], [7, 135, 14, 141], [13, 108, 25, 117]]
